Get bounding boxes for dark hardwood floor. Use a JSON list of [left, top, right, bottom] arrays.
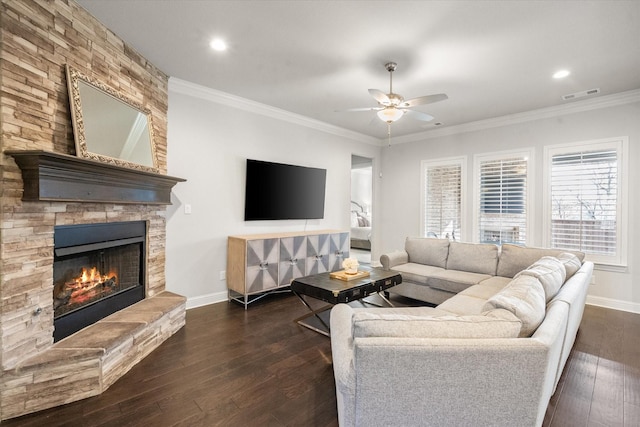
[[4, 294, 640, 426]]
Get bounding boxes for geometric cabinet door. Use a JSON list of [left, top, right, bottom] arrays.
[[328, 232, 350, 271], [278, 235, 307, 286], [245, 238, 279, 293], [306, 233, 330, 275]]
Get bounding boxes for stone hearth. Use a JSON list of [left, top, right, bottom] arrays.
[[2, 291, 185, 419], [0, 0, 185, 421]]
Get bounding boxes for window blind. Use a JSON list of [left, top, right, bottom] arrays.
[[478, 156, 527, 245], [550, 149, 617, 255], [424, 163, 461, 240]]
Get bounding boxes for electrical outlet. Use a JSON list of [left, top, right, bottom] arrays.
[[184, 204, 192, 214], [219, 270, 226, 281], [590, 274, 596, 286]]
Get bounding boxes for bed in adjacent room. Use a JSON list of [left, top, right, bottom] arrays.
[[350, 201, 371, 250]]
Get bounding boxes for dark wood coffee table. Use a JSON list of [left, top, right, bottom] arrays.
[[290, 266, 402, 336]]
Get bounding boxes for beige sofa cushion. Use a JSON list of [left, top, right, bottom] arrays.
[[478, 276, 513, 290], [516, 256, 566, 303], [459, 284, 504, 300], [405, 237, 450, 268], [437, 294, 488, 315], [390, 263, 445, 285], [446, 241, 498, 275], [496, 244, 585, 278], [427, 270, 491, 294], [557, 252, 582, 280], [483, 275, 546, 337], [352, 309, 522, 339]]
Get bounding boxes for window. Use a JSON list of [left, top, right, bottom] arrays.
[[421, 157, 465, 240], [474, 151, 531, 245], [544, 137, 628, 266]]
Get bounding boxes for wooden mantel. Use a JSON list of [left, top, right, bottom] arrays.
[[5, 150, 185, 205]]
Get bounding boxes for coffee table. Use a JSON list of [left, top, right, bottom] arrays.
[[290, 266, 402, 336]]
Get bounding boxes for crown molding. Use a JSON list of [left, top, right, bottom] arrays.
[[169, 78, 639, 147], [169, 77, 380, 145], [390, 89, 640, 145]]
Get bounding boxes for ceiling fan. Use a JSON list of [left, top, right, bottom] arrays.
[[343, 62, 448, 129]]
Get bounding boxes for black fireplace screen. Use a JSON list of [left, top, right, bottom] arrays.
[[53, 221, 146, 341]]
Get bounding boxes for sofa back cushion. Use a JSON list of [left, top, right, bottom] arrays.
[[483, 275, 546, 337], [557, 252, 582, 280], [352, 309, 522, 339], [516, 256, 566, 303], [405, 237, 450, 268], [446, 241, 498, 275], [496, 244, 585, 278]]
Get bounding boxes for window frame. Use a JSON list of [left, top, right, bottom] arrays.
[[473, 149, 534, 245], [543, 137, 628, 267], [420, 156, 467, 241]]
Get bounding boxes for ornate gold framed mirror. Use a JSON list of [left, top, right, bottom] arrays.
[[66, 64, 159, 172]]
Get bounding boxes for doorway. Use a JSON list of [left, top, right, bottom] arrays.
[[350, 155, 373, 264]]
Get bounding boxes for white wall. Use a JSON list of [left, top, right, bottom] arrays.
[[378, 100, 640, 312], [166, 79, 639, 313], [165, 80, 381, 308]]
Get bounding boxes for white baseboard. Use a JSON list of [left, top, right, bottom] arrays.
[[186, 291, 228, 309], [185, 289, 640, 315], [586, 295, 640, 314]]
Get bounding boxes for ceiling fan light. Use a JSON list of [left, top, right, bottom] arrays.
[[377, 107, 404, 123]]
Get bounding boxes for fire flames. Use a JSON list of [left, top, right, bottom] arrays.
[[78, 267, 108, 286], [54, 267, 118, 310]]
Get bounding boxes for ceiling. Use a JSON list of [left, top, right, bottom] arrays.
[[76, 1, 640, 140]]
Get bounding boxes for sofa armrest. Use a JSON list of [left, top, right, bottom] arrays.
[[380, 250, 409, 270], [330, 304, 357, 427]]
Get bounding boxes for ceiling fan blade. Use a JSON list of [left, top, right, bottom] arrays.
[[337, 107, 381, 112], [404, 109, 434, 122], [368, 88, 390, 105], [401, 93, 448, 108]]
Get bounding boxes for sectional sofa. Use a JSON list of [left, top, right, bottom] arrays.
[[330, 238, 593, 427]]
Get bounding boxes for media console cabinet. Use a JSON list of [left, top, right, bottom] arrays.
[[227, 230, 349, 308]]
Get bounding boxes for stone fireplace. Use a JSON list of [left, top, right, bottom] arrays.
[[0, 0, 185, 421]]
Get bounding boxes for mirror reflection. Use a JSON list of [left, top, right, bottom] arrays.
[[66, 65, 158, 172]]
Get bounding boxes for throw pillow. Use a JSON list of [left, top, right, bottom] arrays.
[[351, 310, 522, 339], [482, 275, 546, 337], [515, 256, 566, 303]]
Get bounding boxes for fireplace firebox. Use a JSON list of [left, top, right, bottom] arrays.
[[53, 221, 146, 342]]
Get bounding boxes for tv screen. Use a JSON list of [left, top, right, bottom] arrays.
[[244, 159, 326, 221]]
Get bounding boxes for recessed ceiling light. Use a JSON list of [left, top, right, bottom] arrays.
[[553, 70, 570, 79], [209, 38, 227, 52]]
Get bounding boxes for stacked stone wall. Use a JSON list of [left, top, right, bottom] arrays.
[[0, 0, 174, 420]]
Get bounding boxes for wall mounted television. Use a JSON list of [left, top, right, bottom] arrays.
[[244, 159, 327, 221]]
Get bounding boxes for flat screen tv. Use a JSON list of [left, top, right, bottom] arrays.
[[244, 159, 326, 221]]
